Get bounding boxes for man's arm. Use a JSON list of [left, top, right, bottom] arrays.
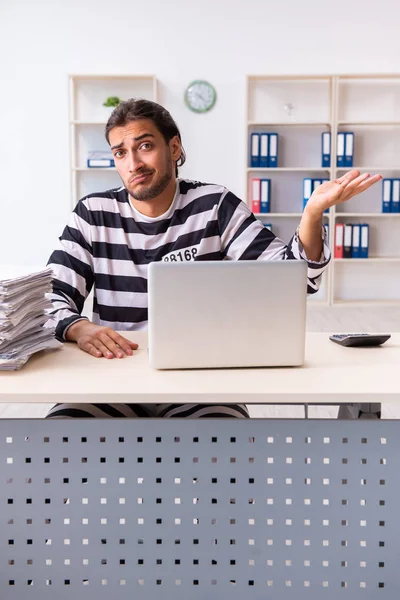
[[298, 170, 382, 261], [218, 190, 330, 295], [47, 202, 95, 340], [47, 201, 138, 359]]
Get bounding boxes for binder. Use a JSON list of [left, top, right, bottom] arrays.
[[303, 178, 312, 210], [250, 133, 260, 168], [251, 178, 261, 213], [343, 224, 353, 259], [337, 132, 345, 168], [360, 224, 369, 258], [312, 179, 322, 192], [391, 179, 400, 213], [268, 133, 278, 167], [87, 151, 115, 168], [351, 224, 361, 258], [334, 223, 344, 258], [259, 133, 269, 168], [321, 132, 331, 168], [382, 179, 392, 213], [344, 132, 354, 168], [260, 179, 271, 213]]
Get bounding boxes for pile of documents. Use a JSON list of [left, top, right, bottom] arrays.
[[0, 268, 62, 370]]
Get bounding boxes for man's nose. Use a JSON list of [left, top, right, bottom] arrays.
[[127, 151, 144, 172]]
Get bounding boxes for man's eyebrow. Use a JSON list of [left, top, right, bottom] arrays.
[[110, 133, 154, 151]]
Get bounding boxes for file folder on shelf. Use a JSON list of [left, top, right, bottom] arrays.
[[268, 133, 278, 167], [250, 133, 260, 168], [260, 133, 269, 168], [344, 132, 354, 168], [87, 151, 115, 168], [360, 224, 369, 258], [382, 179, 392, 213], [351, 224, 361, 259], [321, 132, 331, 168], [251, 178, 261, 213], [337, 132, 345, 168], [334, 223, 344, 258], [391, 179, 400, 213], [303, 178, 312, 210], [343, 224, 353, 259], [260, 179, 271, 213]]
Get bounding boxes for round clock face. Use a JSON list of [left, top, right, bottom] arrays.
[[185, 80, 216, 113]]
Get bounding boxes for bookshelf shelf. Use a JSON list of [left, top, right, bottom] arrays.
[[247, 168, 330, 173], [246, 74, 400, 305]]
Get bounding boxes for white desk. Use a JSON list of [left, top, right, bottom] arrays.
[[0, 332, 398, 404]]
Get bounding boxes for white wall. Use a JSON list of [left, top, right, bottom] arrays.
[[1, 0, 400, 272]]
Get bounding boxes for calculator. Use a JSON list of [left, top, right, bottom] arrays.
[[329, 334, 391, 347]]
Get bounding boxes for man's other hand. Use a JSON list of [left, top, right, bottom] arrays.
[[66, 321, 139, 358]]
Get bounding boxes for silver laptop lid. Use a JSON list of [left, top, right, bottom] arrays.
[[148, 260, 307, 369]]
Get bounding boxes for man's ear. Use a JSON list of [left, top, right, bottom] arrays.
[[169, 135, 182, 161]]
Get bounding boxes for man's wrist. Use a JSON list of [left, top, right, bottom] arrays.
[[65, 319, 93, 342], [303, 203, 325, 221]]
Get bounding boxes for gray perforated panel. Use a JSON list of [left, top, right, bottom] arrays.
[[1, 419, 399, 599]]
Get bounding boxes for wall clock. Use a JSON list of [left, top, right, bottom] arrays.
[[184, 80, 217, 113]]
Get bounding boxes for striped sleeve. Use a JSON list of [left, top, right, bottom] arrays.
[[218, 191, 331, 295], [47, 201, 94, 340]]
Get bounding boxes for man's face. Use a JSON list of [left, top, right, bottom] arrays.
[[109, 119, 179, 201]]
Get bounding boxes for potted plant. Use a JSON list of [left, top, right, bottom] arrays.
[[103, 96, 121, 108]]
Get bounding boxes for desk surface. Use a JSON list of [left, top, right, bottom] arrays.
[[1, 332, 399, 404]]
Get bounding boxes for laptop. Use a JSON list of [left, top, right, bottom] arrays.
[[147, 260, 307, 369]]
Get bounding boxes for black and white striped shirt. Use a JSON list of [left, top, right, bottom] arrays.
[[47, 179, 330, 339]]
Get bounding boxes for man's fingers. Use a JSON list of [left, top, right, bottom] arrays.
[[97, 333, 127, 358], [109, 331, 139, 355], [83, 342, 102, 358], [343, 173, 382, 199], [91, 338, 116, 358], [336, 169, 361, 184]]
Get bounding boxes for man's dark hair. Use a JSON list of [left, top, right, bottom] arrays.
[[105, 98, 186, 176]]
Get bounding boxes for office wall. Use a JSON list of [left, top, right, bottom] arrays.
[[0, 0, 399, 271]]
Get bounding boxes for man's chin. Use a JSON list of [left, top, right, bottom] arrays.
[[127, 186, 157, 201]]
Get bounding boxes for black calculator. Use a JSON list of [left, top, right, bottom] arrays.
[[329, 334, 391, 347]]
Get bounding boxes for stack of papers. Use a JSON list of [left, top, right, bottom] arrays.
[[0, 268, 62, 370]]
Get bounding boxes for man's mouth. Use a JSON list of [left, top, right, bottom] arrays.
[[131, 172, 152, 184]]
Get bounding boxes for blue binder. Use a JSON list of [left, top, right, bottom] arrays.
[[351, 224, 361, 258], [268, 133, 278, 167], [391, 179, 400, 213], [303, 178, 312, 210], [337, 132, 345, 168], [260, 179, 271, 213], [344, 132, 354, 168], [250, 133, 260, 168], [360, 224, 369, 259], [382, 179, 392, 213], [259, 134, 269, 168], [321, 132, 331, 168]]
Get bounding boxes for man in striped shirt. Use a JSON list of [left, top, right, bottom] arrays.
[[46, 99, 381, 419]]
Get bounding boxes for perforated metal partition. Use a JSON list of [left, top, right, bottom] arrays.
[[1, 419, 400, 599]]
